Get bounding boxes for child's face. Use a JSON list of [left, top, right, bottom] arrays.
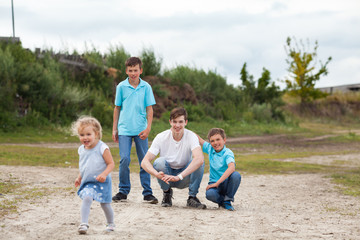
[[169, 115, 188, 135], [78, 125, 99, 149], [209, 134, 226, 152], [126, 64, 143, 82]]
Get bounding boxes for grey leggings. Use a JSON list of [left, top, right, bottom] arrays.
[[81, 195, 114, 224]]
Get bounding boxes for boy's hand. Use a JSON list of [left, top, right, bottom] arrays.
[[206, 183, 219, 190], [112, 130, 119, 142], [139, 128, 150, 140]]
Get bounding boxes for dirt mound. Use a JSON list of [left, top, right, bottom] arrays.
[[144, 76, 198, 118]]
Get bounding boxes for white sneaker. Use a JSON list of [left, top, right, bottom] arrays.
[[78, 223, 89, 234], [106, 223, 115, 232]]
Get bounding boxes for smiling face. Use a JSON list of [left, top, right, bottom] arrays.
[[209, 133, 226, 152], [78, 125, 99, 149], [125, 64, 143, 82], [169, 115, 188, 135]]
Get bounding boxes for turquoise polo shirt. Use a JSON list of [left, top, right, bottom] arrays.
[[114, 78, 156, 136], [202, 141, 235, 183]]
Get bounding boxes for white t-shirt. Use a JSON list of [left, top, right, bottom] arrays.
[[148, 129, 200, 169]]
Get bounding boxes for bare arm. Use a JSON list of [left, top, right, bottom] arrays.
[[112, 106, 121, 142], [139, 105, 153, 140], [96, 148, 115, 183], [206, 162, 235, 190], [141, 151, 165, 179], [197, 134, 205, 146]]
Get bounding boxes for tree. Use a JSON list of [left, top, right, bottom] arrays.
[[284, 37, 331, 104]]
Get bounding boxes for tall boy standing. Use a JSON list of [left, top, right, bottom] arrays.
[[198, 128, 241, 211], [112, 57, 158, 204]]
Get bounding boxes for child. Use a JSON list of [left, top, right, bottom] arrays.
[[112, 57, 158, 204], [72, 116, 115, 234], [198, 128, 241, 211]]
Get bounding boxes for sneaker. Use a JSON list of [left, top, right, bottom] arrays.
[[112, 192, 127, 202], [78, 223, 89, 234], [223, 201, 235, 211], [187, 196, 206, 209], [106, 223, 115, 232], [143, 194, 158, 204], [161, 188, 173, 207]]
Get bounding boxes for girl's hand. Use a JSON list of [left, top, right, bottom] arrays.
[[75, 177, 81, 187], [96, 173, 107, 183]]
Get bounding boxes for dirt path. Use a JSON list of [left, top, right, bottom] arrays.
[[1, 165, 360, 240], [1, 133, 360, 239]]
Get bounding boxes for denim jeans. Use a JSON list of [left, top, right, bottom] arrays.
[[118, 135, 152, 196], [206, 171, 241, 203], [153, 157, 205, 197]]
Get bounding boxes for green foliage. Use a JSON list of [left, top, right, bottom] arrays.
[[284, 37, 331, 104], [105, 45, 130, 80], [140, 47, 162, 76], [240, 63, 284, 121]]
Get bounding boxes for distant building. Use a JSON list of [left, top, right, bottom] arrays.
[[318, 83, 360, 94]]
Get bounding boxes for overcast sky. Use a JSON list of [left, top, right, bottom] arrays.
[[1, 0, 359, 88]]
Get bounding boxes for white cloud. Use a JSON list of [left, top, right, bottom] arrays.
[[0, 0, 359, 88]]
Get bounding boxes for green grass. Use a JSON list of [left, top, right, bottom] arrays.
[[331, 169, 360, 197]]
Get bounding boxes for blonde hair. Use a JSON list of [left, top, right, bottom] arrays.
[[71, 116, 102, 139]]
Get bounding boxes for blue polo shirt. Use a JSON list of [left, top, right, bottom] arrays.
[[202, 141, 235, 183], [114, 78, 156, 136]]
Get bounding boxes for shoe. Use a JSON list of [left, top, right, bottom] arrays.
[[78, 223, 89, 234], [112, 192, 127, 202], [161, 188, 173, 207], [187, 196, 206, 209], [106, 223, 115, 232], [143, 194, 158, 204], [223, 201, 235, 211]]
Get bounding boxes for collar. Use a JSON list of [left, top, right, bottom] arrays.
[[211, 145, 227, 156], [124, 77, 145, 89]]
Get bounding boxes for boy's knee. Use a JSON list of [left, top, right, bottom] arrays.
[[120, 157, 130, 165], [231, 171, 241, 183]]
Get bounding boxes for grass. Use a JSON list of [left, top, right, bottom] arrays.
[[331, 169, 360, 197], [0, 175, 59, 218]]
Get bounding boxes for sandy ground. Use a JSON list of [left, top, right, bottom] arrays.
[[1, 162, 360, 240]]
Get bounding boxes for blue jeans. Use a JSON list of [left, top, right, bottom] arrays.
[[118, 135, 152, 196], [153, 157, 205, 197], [206, 172, 241, 204]]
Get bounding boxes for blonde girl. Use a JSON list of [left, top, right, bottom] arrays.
[[72, 116, 115, 234]]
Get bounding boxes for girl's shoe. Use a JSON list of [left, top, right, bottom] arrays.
[[106, 223, 116, 232], [78, 223, 89, 234]]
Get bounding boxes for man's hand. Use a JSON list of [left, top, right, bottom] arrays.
[[161, 174, 181, 184], [139, 128, 150, 140]]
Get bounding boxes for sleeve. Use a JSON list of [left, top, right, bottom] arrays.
[[148, 134, 161, 156], [100, 142, 110, 155], [225, 150, 235, 165], [114, 84, 123, 106], [189, 131, 201, 151], [144, 84, 156, 107], [202, 141, 211, 154]]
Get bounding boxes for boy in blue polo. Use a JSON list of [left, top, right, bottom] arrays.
[[112, 57, 158, 204], [198, 128, 241, 211]]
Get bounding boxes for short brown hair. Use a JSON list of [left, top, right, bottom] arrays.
[[125, 57, 142, 68], [207, 128, 226, 140], [170, 107, 188, 121]]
